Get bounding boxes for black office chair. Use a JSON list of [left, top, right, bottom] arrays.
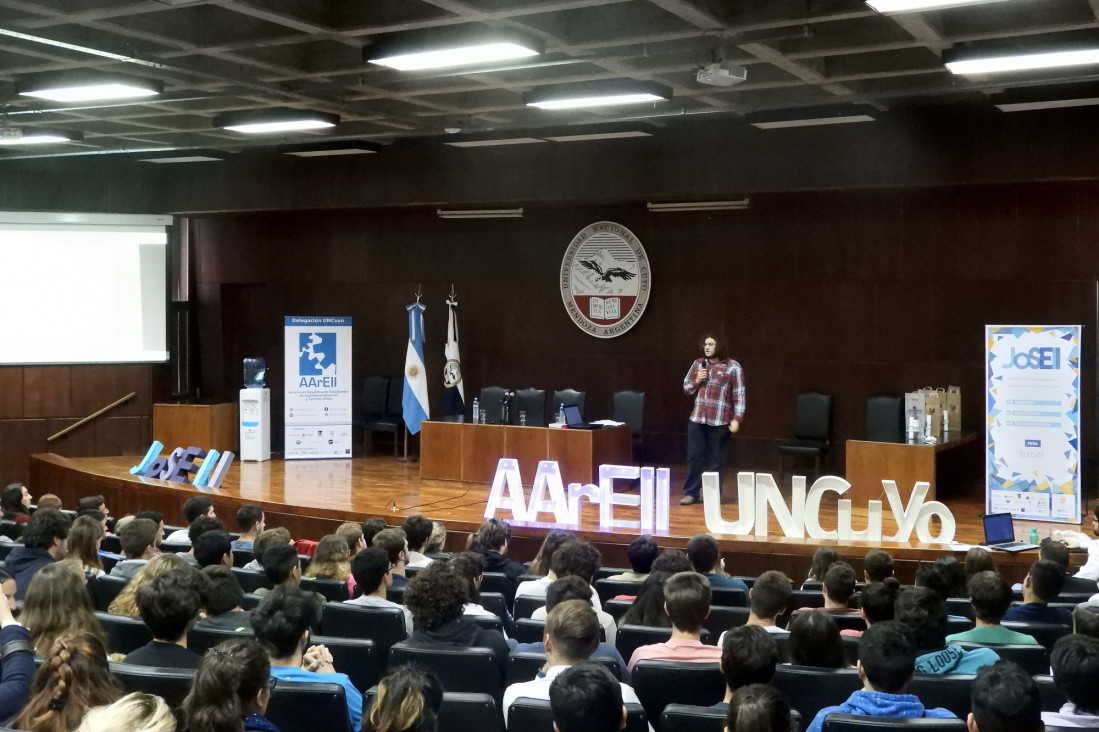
[[865, 394, 904, 442], [300, 576, 350, 603], [388, 643, 503, 697], [508, 698, 648, 732], [311, 635, 380, 692], [1000, 621, 1071, 651], [479, 386, 511, 425], [358, 375, 399, 455], [612, 389, 645, 460], [777, 391, 833, 480], [96, 611, 152, 655], [595, 579, 643, 605], [109, 662, 193, 708], [319, 603, 407, 661], [514, 595, 545, 620], [907, 674, 976, 719], [511, 618, 546, 644], [266, 681, 352, 732], [91, 574, 129, 612], [632, 660, 725, 722], [515, 387, 548, 427], [231, 567, 273, 593], [772, 666, 862, 720], [822, 714, 967, 732], [552, 389, 586, 419], [662, 703, 729, 732], [951, 642, 1049, 675], [507, 652, 623, 685], [615, 625, 713, 664]]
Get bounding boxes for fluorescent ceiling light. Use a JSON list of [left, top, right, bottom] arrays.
[[280, 141, 380, 157], [529, 93, 666, 110], [437, 208, 523, 219], [544, 131, 651, 142], [366, 29, 542, 71], [996, 97, 1099, 112], [445, 137, 546, 147], [947, 49, 1099, 75], [866, 0, 1008, 13], [752, 114, 875, 129], [286, 148, 373, 157], [525, 80, 672, 110], [0, 129, 83, 145], [647, 200, 749, 212], [214, 107, 339, 134], [944, 31, 1099, 75], [371, 42, 539, 71], [138, 155, 224, 163], [16, 71, 163, 102]]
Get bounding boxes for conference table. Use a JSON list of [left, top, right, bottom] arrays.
[[420, 421, 633, 486], [845, 430, 981, 504]]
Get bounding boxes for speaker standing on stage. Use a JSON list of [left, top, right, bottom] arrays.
[[679, 334, 745, 506]]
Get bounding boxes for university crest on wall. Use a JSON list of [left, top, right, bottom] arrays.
[[559, 221, 651, 338]]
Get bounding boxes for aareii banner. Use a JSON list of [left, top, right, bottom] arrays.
[[284, 316, 353, 460]]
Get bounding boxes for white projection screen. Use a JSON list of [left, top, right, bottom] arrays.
[[0, 212, 171, 364]]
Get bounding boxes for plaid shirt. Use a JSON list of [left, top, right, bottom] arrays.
[[684, 358, 745, 426]]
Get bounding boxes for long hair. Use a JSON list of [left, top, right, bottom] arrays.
[[182, 638, 271, 732], [304, 535, 351, 581], [621, 571, 673, 628], [0, 483, 28, 520], [108, 552, 188, 617], [69, 516, 105, 573], [806, 547, 839, 584], [527, 530, 575, 577], [73, 692, 176, 732], [13, 633, 122, 732], [21, 562, 105, 655], [449, 552, 485, 605], [367, 666, 443, 732]]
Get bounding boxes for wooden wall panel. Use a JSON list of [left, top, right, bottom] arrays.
[[0, 368, 22, 419], [23, 367, 70, 418]]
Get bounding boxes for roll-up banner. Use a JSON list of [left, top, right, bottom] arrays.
[[284, 316, 353, 460], [985, 325, 1081, 523]]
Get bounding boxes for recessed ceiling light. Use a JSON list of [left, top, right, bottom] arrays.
[[445, 138, 547, 148], [138, 153, 225, 163], [214, 107, 339, 134], [366, 29, 542, 71], [16, 71, 163, 102], [544, 131, 652, 142], [0, 128, 83, 145], [752, 115, 875, 129], [525, 80, 672, 110], [866, 0, 1008, 13], [280, 141, 381, 157], [747, 106, 877, 129]]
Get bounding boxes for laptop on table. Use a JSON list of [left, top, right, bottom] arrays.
[[563, 404, 603, 430], [981, 512, 1038, 552]]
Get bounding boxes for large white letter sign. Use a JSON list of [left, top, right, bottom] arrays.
[[916, 499, 956, 543], [526, 461, 570, 524], [566, 483, 601, 525], [755, 473, 805, 538], [703, 472, 756, 535], [484, 459, 528, 522], [804, 476, 849, 540], [837, 498, 883, 541], [882, 480, 928, 542], [600, 465, 643, 530]]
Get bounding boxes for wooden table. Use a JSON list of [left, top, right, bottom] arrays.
[[420, 421, 633, 486], [845, 431, 981, 504], [152, 402, 238, 453]]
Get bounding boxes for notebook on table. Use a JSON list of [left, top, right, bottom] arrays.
[[981, 512, 1038, 552]]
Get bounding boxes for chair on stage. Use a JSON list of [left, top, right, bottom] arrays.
[[479, 386, 511, 425], [552, 389, 585, 419], [865, 394, 904, 442], [515, 387, 548, 427], [612, 389, 645, 460], [777, 391, 833, 481], [358, 375, 400, 456]]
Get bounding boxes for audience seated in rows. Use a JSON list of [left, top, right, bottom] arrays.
[[242, 528, 292, 572], [504, 600, 642, 727], [7, 508, 70, 600], [110, 518, 161, 580], [365, 666, 442, 732], [304, 535, 351, 581], [898, 587, 999, 675], [178, 516, 225, 568], [530, 542, 612, 637], [917, 558, 967, 602], [716, 625, 779, 709], [549, 662, 628, 732], [401, 515, 435, 569], [620, 550, 694, 628], [253, 586, 363, 732], [688, 533, 748, 592], [133, 510, 165, 547], [842, 577, 901, 638], [344, 546, 413, 635], [182, 638, 279, 732], [12, 632, 122, 732], [804, 547, 839, 588], [788, 610, 846, 669], [22, 562, 105, 656], [196, 566, 253, 633], [518, 529, 574, 586], [0, 483, 32, 524], [124, 568, 206, 670], [372, 528, 410, 590], [748, 570, 794, 634], [74, 692, 176, 732], [194, 530, 234, 569], [232, 505, 265, 551], [471, 518, 525, 580], [969, 662, 1043, 732], [627, 571, 722, 671], [1042, 634, 1099, 728], [76, 496, 110, 520], [947, 571, 1038, 645], [1003, 560, 1072, 625], [863, 549, 894, 583], [335, 522, 365, 558], [608, 534, 658, 582], [69, 516, 106, 579], [727, 684, 794, 732], [0, 567, 33, 723], [165, 496, 217, 545]]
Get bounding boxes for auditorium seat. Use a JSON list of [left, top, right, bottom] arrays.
[[789, 589, 827, 609], [514, 595, 544, 620], [311, 634, 380, 692], [772, 665, 862, 720], [777, 391, 833, 481], [512, 618, 546, 645], [822, 714, 966, 732], [479, 386, 511, 425], [480, 571, 517, 603], [91, 574, 129, 612], [480, 592, 509, 623], [552, 389, 585, 419], [465, 614, 504, 633], [0, 544, 12, 561], [515, 387, 548, 427], [631, 660, 725, 722], [790, 609, 864, 633], [319, 603, 407, 661], [612, 389, 645, 460], [300, 576, 350, 603], [703, 606, 750, 637], [159, 541, 190, 554], [596, 567, 632, 580], [908, 674, 976, 719], [605, 599, 632, 622], [508, 698, 648, 732], [242, 592, 263, 610], [388, 643, 503, 697], [232, 548, 255, 567], [595, 578, 643, 605], [946, 616, 974, 634], [1000, 621, 1070, 651], [189, 624, 252, 654], [661, 703, 727, 732], [100, 534, 122, 554], [951, 642, 1049, 675], [1033, 675, 1068, 711], [266, 681, 352, 732], [110, 662, 192, 708], [96, 611, 152, 655], [98, 552, 124, 573], [945, 598, 975, 620], [0, 521, 22, 542], [231, 567, 273, 593], [364, 687, 502, 732], [507, 652, 623, 685], [710, 587, 748, 608]]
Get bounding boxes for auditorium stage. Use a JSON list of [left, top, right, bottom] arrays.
[[29, 452, 1079, 584]]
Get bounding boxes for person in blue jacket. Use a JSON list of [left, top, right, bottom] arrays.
[[0, 568, 33, 723]]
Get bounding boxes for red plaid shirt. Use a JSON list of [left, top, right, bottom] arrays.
[[684, 358, 745, 426]]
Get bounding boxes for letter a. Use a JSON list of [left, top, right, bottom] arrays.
[[484, 459, 528, 522]]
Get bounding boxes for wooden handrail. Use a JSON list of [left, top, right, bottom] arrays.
[[47, 392, 136, 442]]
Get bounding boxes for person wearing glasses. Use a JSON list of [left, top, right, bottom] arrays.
[[182, 638, 282, 732], [343, 547, 414, 635]]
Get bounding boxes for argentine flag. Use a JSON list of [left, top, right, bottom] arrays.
[[402, 302, 430, 434], [442, 296, 465, 419]]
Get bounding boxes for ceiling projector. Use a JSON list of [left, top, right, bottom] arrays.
[[696, 63, 747, 87]]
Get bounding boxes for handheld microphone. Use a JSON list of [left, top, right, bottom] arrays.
[[697, 357, 709, 383]]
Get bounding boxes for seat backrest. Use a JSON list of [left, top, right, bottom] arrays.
[[951, 642, 1050, 675], [662, 703, 728, 732], [319, 603, 407, 660], [789, 589, 825, 609], [231, 567, 274, 593], [92, 574, 130, 612], [552, 389, 586, 418], [1033, 675, 1068, 712], [516, 387, 548, 427], [508, 697, 648, 732], [595, 578, 643, 605], [703, 606, 750, 637], [946, 616, 974, 634], [512, 618, 546, 645], [794, 391, 833, 441], [908, 674, 977, 719], [790, 609, 864, 633], [711, 586, 748, 608], [109, 661, 193, 708], [612, 390, 645, 436], [480, 572, 517, 603], [514, 595, 544, 620], [944, 598, 975, 620], [311, 634, 381, 693], [479, 386, 510, 425], [507, 652, 623, 686], [242, 592, 263, 610], [0, 521, 22, 541], [388, 643, 502, 696], [480, 592, 508, 622], [772, 665, 862, 720], [605, 599, 632, 622], [0, 544, 12, 561], [631, 660, 725, 721], [615, 624, 673, 664], [266, 681, 351, 732], [823, 713, 967, 732], [1000, 621, 1071, 651], [386, 375, 404, 418], [865, 394, 904, 442], [232, 548, 255, 568], [95, 611, 153, 655], [300, 576, 350, 603], [189, 623, 254, 654], [465, 613, 504, 633], [438, 692, 501, 732], [362, 375, 389, 417]]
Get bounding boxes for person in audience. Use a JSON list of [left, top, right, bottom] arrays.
[[109, 552, 190, 617], [111, 515, 134, 537], [609, 535, 658, 582], [788, 610, 846, 668], [180, 516, 225, 568], [366, 666, 443, 732], [336, 521, 365, 558], [183, 638, 279, 732], [258, 544, 325, 611], [726, 684, 793, 732], [402, 560, 510, 682], [627, 571, 722, 671], [0, 483, 32, 524], [164, 495, 217, 544], [424, 521, 448, 560], [74, 692, 176, 732], [253, 586, 362, 731], [936, 556, 969, 598], [450, 551, 503, 622], [532, 574, 617, 644], [1037, 539, 1098, 594], [194, 529, 234, 569], [504, 601, 641, 726], [372, 528, 411, 589], [472, 518, 526, 581], [966, 547, 997, 579], [1073, 604, 1099, 639], [653, 548, 694, 574], [124, 568, 205, 669], [549, 662, 628, 732], [242, 527, 292, 572], [1042, 634, 1099, 727], [809, 561, 858, 614], [304, 535, 351, 582], [916, 561, 957, 602], [0, 568, 14, 614], [620, 571, 673, 628], [969, 661, 1043, 732], [68, 515, 105, 578], [400, 515, 435, 569], [21, 562, 105, 656], [0, 567, 34, 723], [110, 517, 160, 580], [35, 495, 62, 512], [7, 508, 70, 599], [231, 505, 265, 552], [947, 571, 1038, 645], [1003, 560, 1072, 625], [526, 530, 576, 577], [686, 533, 748, 592], [75, 495, 107, 515], [196, 565, 252, 633], [512, 576, 629, 680], [806, 621, 955, 732], [844, 578, 902, 638], [527, 540, 606, 614], [804, 547, 839, 588], [12, 632, 122, 732], [715, 625, 779, 709], [76, 509, 108, 538], [132, 510, 165, 547], [746, 570, 793, 634], [361, 517, 388, 548], [863, 549, 894, 583], [345, 546, 413, 635], [896, 587, 999, 675]]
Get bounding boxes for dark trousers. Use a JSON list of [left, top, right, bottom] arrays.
[[682, 421, 731, 498]]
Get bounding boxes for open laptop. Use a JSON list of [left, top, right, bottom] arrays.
[[981, 512, 1038, 552], [563, 404, 602, 430]]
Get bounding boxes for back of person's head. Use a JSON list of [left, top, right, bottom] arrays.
[[823, 561, 857, 604], [1050, 634, 1099, 714], [193, 530, 232, 568], [336, 521, 364, 553], [69, 515, 105, 568], [108, 553, 189, 618], [860, 578, 902, 624], [201, 565, 244, 616], [895, 586, 948, 651], [750, 571, 793, 620], [686, 533, 721, 574], [933, 556, 968, 598], [425, 522, 447, 554], [863, 550, 894, 583], [137, 568, 204, 641], [968, 571, 1012, 623], [546, 575, 592, 612], [76, 495, 105, 513], [188, 516, 224, 546], [373, 528, 408, 566], [726, 683, 792, 732], [261, 543, 301, 585], [252, 527, 292, 563], [74, 692, 176, 732], [652, 548, 693, 575], [235, 505, 263, 534], [77, 509, 106, 527], [36, 494, 63, 511], [546, 599, 600, 662], [305, 535, 350, 578], [915, 562, 952, 601], [551, 540, 601, 584], [1027, 559, 1065, 601], [350, 547, 392, 595], [403, 560, 465, 631], [134, 510, 164, 527], [1039, 538, 1070, 570], [858, 621, 916, 694], [528, 530, 576, 576], [367, 666, 443, 732], [808, 547, 839, 582], [475, 518, 511, 551], [721, 625, 779, 690], [14, 632, 122, 732], [183, 496, 214, 525], [252, 586, 315, 658], [183, 638, 271, 732], [549, 662, 624, 732], [620, 571, 672, 628], [965, 547, 997, 578], [22, 507, 71, 550], [787, 610, 845, 668], [23, 561, 103, 655], [663, 571, 711, 633], [401, 515, 434, 552], [448, 551, 484, 604], [120, 518, 159, 559], [362, 517, 388, 547], [627, 535, 659, 574], [1073, 605, 1099, 640], [971, 661, 1042, 732]]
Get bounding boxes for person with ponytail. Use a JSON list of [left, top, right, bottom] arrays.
[[365, 666, 442, 732], [182, 638, 279, 732], [10, 632, 122, 732], [725, 684, 794, 732]]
